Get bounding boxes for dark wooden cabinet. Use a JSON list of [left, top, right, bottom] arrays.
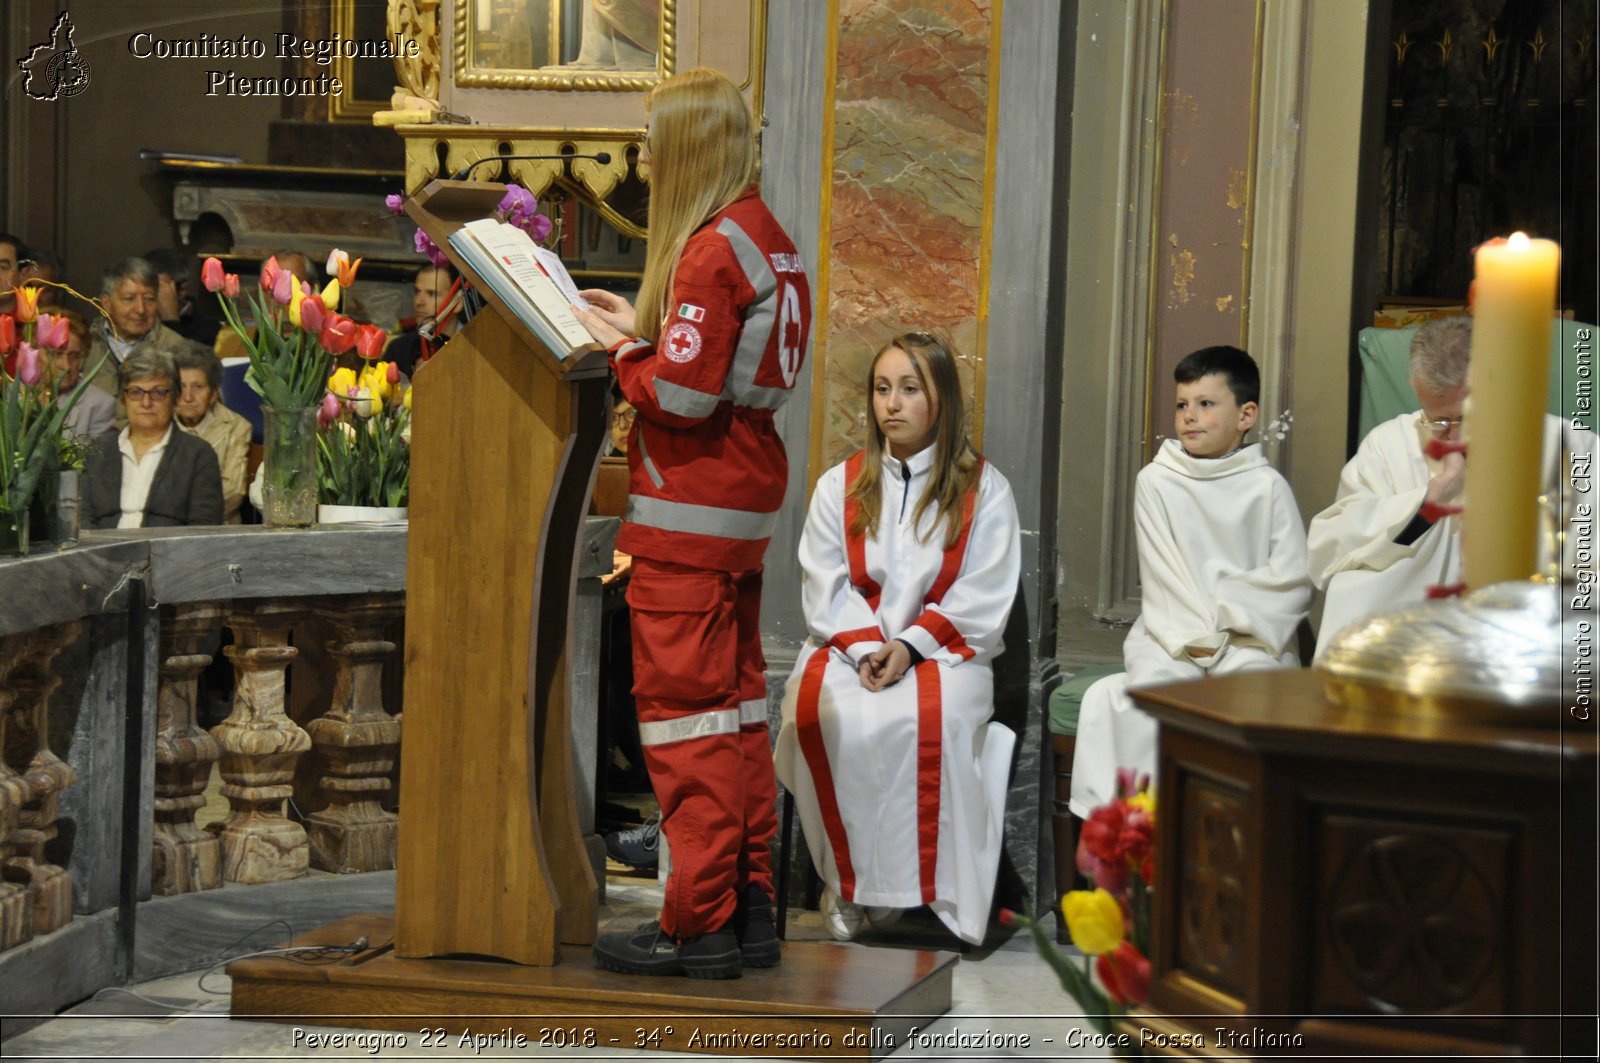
[[1128, 669, 1596, 1059]]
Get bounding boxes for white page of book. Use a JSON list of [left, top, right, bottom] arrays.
[[457, 219, 593, 351]]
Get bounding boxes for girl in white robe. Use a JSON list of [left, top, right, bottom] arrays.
[[774, 332, 1021, 946]]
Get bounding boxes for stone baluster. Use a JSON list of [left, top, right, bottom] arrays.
[[212, 601, 311, 883], [306, 595, 404, 873], [0, 623, 82, 939], [0, 679, 31, 952], [152, 603, 227, 895]]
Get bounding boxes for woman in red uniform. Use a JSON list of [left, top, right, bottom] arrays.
[[578, 67, 811, 980]]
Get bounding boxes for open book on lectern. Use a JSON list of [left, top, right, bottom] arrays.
[[448, 218, 595, 359]]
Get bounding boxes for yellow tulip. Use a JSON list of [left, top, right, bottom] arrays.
[[321, 278, 342, 311], [288, 282, 305, 327], [1061, 888, 1125, 956], [1127, 791, 1156, 816], [349, 385, 381, 418], [328, 367, 358, 396], [402, 385, 412, 411], [360, 363, 392, 403]]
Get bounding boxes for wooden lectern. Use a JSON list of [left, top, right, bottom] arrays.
[[395, 180, 609, 964]]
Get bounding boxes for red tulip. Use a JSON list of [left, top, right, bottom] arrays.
[[1096, 941, 1151, 1006], [0, 315, 15, 354], [201, 256, 226, 293], [259, 255, 281, 293], [35, 313, 69, 350], [385, 360, 400, 385], [299, 293, 326, 334], [319, 313, 358, 355], [353, 323, 387, 361], [222, 273, 241, 298]]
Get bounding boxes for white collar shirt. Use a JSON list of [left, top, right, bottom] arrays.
[[116, 423, 174, 528]]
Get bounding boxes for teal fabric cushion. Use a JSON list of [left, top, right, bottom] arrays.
[[1048, 662, 1121, 736], [1357, 320, 1594, 443]]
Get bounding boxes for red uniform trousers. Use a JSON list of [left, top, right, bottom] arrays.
[[625, 555, 778, 940]]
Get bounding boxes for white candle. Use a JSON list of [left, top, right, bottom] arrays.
[[1463, 232, 1560, 588]]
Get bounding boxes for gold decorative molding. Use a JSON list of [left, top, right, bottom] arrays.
[[1393, 29, 1412, 66], [389, 0, 442, 101], [1481, 27, 1503, 63], [1528, 26, 1549, 64], [1436, 28, 1454, 62], [453, 0, 675, 91]]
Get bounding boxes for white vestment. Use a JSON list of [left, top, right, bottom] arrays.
[[774, 447, 1021, 944], [1307, 412, 1580, 659], [1071, 441, 1310, 816]]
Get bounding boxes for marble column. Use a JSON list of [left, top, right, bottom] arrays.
[[153, 603, 227, 895], [305, 595, 403, 873], [0, 623, 81, 939], [212, 600, 311, 884]]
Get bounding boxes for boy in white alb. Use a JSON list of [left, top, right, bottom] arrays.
[[1070, 346, 1311, 816]]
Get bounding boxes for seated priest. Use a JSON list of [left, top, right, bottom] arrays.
[[173, 341, 251, 524], [1306, 316, 1582, 657], [83, 349, 224, 529]]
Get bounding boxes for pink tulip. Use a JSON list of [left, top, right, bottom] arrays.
[[299, 293, 326, 334], [259, 255, 280, 293], [17, 342, 40, 387], [318, 391, 341, 428], [35, 313, 69, 350], [319, 313, 357, 355], [201, 257, 226, 293], [273, 268, 295, 306], [0, 315, 15, 355], [222, 273, 240, 298], [353, 323, 388, 361], [385, 360, 400, 385]]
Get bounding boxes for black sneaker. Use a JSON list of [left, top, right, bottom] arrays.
[[732, 885, 780, 967], [593, 921, 742, 979], [604, 813, 660, 870]]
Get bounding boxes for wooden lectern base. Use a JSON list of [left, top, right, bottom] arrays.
[[228, 914, 956, 1061]]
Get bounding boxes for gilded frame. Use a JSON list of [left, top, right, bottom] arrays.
[[453, 0, 676, 92]]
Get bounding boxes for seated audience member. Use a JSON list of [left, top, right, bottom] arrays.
[[21, 247, 64, 308], [44, 309, 117, 439], [0, 232, 27, 314], [84, 349, 223, 529], [1071, 346, 1311, 817], [144, 247, 222, 346], [773, 333, 1022, 946], [1306, 317, 1579, 656], [386, 262, 458, 377], [85, 257, 189, 402], [173, 342, 251, 524]]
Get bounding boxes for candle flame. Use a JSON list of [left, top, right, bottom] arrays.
[[1508, 231, 1530, 249]]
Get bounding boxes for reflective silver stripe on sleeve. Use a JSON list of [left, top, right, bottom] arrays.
[[653, 377, 721, 419], [638, 707, 741, 746], [715, 217, 784, 409], [740, 698, 768, 726], [626, 494, 779, 540], [635, 427, 665, 489]]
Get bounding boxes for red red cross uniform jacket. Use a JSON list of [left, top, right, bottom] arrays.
[[607, 189, 811, 940], [609, 188, 812, 571]]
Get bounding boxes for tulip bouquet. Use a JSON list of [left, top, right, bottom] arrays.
[[1004, 769, 1155, 1044], [316, 360, 411, 509], [0, 288, 111, 549]]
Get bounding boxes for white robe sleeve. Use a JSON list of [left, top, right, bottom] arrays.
[[1132, 467, 1220, 657], [895, 465, 1021, 665], [798, 463, 886, 664], [1306, 422, 1434, 589], [1212, 475, 1312, 656]]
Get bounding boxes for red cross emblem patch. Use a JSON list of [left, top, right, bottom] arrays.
[[664, 321, 702, 364]]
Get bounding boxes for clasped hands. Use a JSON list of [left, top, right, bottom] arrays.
[[858, 640, 912, 692]]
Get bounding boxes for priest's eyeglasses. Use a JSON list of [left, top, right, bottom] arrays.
[[1417, 414, 1464, 438]]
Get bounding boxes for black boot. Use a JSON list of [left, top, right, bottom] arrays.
[[732, 885, 781, 967], [594, 920, 742, 979]]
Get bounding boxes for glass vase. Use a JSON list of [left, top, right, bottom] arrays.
[[0, 508, 29, 558], [261, 405, 320, 529]]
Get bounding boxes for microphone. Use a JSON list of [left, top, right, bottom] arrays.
[[451, 151, 613, 182]]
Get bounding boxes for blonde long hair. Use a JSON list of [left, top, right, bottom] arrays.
[[634, 68, 758, 343], [847, 332, 981, 548]]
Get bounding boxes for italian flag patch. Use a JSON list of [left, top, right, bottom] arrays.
[[677, 303, 705, 322]]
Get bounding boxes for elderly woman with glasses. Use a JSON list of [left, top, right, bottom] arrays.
[[83, 349, 223, 529]]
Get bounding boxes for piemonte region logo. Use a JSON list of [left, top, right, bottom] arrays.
[[18, 12, 92, 101]]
